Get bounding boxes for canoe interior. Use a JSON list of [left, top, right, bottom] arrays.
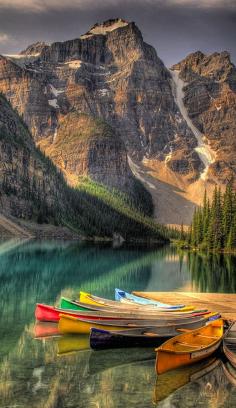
[[115, 288, 185, 309], [79, 292, 203, 313], [158, 320, 223, 353]]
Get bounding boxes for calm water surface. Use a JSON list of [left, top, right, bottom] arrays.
[[0, 239, 236, 407]]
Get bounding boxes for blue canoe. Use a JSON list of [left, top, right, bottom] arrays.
[[115, 288, 185, 309]]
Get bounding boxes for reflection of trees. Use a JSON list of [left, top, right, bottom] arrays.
[[187, 252, 236, 293], [0, 240, 157, 360], [0, 327, 155, 408], [0, 241, 159, 320], [1, 326, 236, 408]]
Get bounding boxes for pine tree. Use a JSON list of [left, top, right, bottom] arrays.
[[180, 222, 184, 241], [191, 208, 198, 247], [187, 180, 235, 251], [214, 187, 223, 250], [222, 179, 233, 246], [226, 213, 236, 250], [206, 186, 223, 250]]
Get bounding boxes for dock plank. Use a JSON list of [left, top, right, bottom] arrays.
[[133, 292, 236, 321]]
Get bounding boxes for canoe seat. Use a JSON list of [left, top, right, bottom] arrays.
[[175, 341, 201, 349], [195, 334, 218, 339]]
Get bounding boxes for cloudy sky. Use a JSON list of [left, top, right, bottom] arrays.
[[0, 0, 235, 66]]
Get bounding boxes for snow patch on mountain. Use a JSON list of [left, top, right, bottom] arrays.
[[4, 53, 40, 68], [128, 157, 156, 190], [65, 60, 82, 69], [170, 69, 215, 180], [49, 84, 64, 97], [165, 147, 173, 164], [81, 19, 129, 38], [48, 99, 59, 109]]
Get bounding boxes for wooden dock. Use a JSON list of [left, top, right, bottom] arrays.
[[134, 292, 236, 321]]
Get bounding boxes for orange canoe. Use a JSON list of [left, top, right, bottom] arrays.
[[155, 319, 223, 374]]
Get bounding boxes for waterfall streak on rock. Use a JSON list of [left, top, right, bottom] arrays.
[[170, 70, 215, 180]]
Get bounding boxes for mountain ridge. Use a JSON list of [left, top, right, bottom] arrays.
[[0, 18, 236, 227]]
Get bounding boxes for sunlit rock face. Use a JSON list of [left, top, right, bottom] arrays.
[[39, 112, 138, 194], [1, 18, 235, 194], [172, 51, 236, 184], [0, 18, 200, 187]]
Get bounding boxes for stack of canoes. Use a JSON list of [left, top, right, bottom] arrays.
[[34, 289, 234, 373]]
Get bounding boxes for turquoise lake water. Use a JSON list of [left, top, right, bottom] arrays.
[[0, 239, 235, 407]]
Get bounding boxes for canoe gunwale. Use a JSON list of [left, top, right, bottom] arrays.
[[58, 313, 203, 328], [155, 319, 224, 354], [156, 338, 222, 355]]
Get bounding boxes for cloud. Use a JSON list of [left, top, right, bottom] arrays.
[[0, 0, 234, 13], [167, 0, 235, 7], [0, 0, 106, 12], [0, 33, 10, 44]]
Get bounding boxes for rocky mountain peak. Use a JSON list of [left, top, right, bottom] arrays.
[[38, 18, 144, 66], [82, 18, 130, 37], [20, 41, 49, 56], [172, 50, 235, 83]]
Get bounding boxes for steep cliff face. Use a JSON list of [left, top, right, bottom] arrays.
[[0, 18, 200, 187], [39, 112, 139, 195], [0, 93, 70, 221], [1, 19, 236, 226], [172, 51, 236, 184]]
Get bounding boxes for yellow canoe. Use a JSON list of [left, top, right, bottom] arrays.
[[58, 314, 137, 334], [79, 291, 136, 308], [79, 291, 195, 313], [57, 334, 90, 355], [153, 357, 220, 404], [155, 319, 223, 374]]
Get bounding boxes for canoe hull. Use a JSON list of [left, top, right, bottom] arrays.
[[35, 304, 121, 322], [59, 297, 92, 311], [35, 303, 64, 322], [89, 318, 219, 350], [223, 322, 236, 368], [155, 319, 223, 374], [156, 340, 222, 374], [223, 347, 236, 369], [58, 315, 131, 334], [115, 288, 185, 309], [58, 313, 217, 335], [90, 328, 173, 349], [35, 303, 154, 323]]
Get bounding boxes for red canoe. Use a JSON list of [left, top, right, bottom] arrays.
[[35, 304, 114, 322], [35, 303, 214, 323], [35, 304, 161, 322], [34, 321, 60, 338]]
